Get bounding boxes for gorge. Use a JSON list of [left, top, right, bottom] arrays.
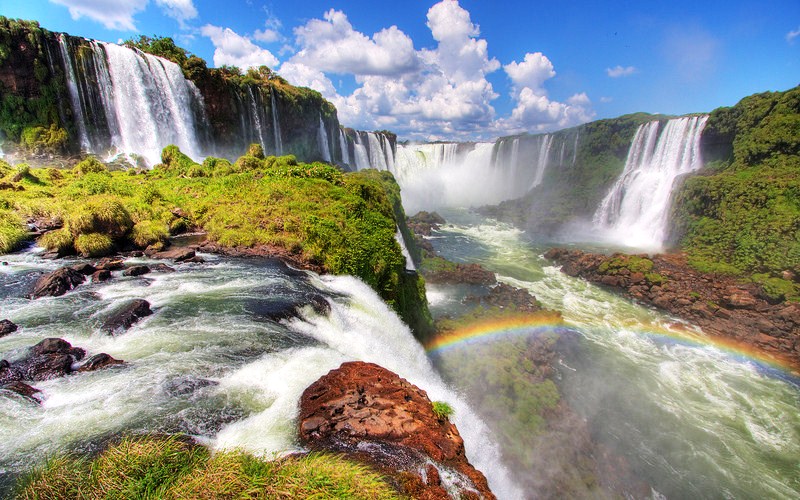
[[1, 15, 799, 500]]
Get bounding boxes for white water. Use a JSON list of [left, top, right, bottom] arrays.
[[353, 134, 371, 170], [246, 86, 267, 153], [428, 210, 800, 499], [317, 116, 332, 163], [57, 34, 90, 150], [339, 129, 350, 166], [593, 115, 709, 250], [270, 91, 283, 156], [0, 250, 520, 498], [394, 228, 417, 271], [366, 133, 388, 170]]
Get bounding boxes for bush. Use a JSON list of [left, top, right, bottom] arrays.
[[38, 228, 73, 254], [67, 198, 133, 239], [74, 232, 114, 257], [159, 145, 199, 175], [0, 210, 28, 253], [234, 154, 263, 172], [73, 157, 107, 176], [20, 125, 68, 155], [247, 142, 265, 159], [130, 220, 169, 248]]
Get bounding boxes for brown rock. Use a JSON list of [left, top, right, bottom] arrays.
[[724, 289, 759, 309], [91, 269, 111, 282], [122, 265, 151, 277], [152, 248, 196, 262], [1, 381, 41, 402], [31, 266, 86, 298], [70, 263, 97, 275], [0, 319, 18, 337], [299, 362, 494, 499], [103, 299, 152, 334], [77, 353, 124, 372], [95, 258, 125, 271]]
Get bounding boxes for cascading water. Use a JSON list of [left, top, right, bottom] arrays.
[[317, 116, 332, 163], [593, 115, 709, 250], [57, 34, 90, 150], [245, 86, 268, 152], [394, 228, 416, 271], [338, 129, 350, 167], [270, 91, 284, 156], [352, 134, 370, 170], [0, 249, 521, 499], [366, 133, 388, 170]]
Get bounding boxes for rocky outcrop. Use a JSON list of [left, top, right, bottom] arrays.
[[424, 262, 497, 286], [0, 319, 18, 337], [102, 299, 152, 334], [465, 283, 542, 313], [545, 248, 800, 370], [299, 361, 495, 499], [31, 266, 85, 298]]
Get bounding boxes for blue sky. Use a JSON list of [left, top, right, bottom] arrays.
[[2, 0, 798, 141]]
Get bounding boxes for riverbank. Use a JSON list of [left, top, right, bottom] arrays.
[[545, 248, 800, 372]]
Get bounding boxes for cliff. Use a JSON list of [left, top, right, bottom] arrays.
[[0, 18, 341, 165]]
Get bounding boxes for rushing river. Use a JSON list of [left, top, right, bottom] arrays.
[[0, 248, 521, 498], [426, 209, 800, 499]]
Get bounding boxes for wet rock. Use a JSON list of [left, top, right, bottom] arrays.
[[31, 266, 86, 298], [70, 263, 97, 275], [183, 255, 205, 264], [0, 319, 18, 337], [1, 381, 41, 402], [245, 294, 330, 322], [95, 258, 125, 271], [152, 247, 195, 262], [164, 377, 218, 397], [150, 263, 175, 273], [77, 353, 124, 372], [299, 361, 494, 499], [91, 269, 111, 282], [122, 265, 151, 277], [103, 299, 152, 334], [0, 339, 87, 383], [424, 262, 496, 285], [30, 338, 85, 360]]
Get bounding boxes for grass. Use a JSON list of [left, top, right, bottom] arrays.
[[0, 209, 28, 253], [17, 436, 399, 500], [431, 401, 454, 420], [0, 147, 433, 334]]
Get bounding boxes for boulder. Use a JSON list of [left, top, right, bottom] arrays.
[[0, 319, 18, 337], [1, 381, 41, 402], [91, 269, 111, 282], [70, 263, 97, 275], [150, 263, 175, 273], [95, 258, 125, 271], [102, 299, 152, 334], [0, 339, 87, 383], [77, 353, 124, 372], [152, 248, 195, 262], [122, 265, 151, 277], [31, 267, 86, 298], [299, 361, 494, 499]]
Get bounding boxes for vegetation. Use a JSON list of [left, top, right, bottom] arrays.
[[0, 147, 432, 333], [672, 85, 800, 301], [17, 435, 399, 499], [431, 401, 454, 420]]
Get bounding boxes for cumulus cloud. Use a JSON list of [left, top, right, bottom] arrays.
[[49, 0, 148, 31], [154, 0, 197, 25], [787, 26, 800, 43], [504, 52, 555, 96], [200, 25, 279, 69], [291, 9, 418, 76], [606, 65, 636, 78]]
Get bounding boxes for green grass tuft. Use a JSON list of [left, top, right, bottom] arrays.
[[74, 232, 114, 257], [0, 210, 28, 253], [130, 220, 169, 248], [38, 227, 73, 254], [431, 401, 454, 420]]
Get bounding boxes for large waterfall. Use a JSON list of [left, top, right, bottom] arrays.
[[593, 115, 709, 249], [56, 35, 207, 165]]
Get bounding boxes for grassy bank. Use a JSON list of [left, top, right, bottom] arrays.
[[0, 147, 432, 333], [17, 435, 399, 499]]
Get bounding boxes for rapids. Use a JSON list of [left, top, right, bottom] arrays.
[[0, 248, 521, 498], [425, 209, 800, 499]]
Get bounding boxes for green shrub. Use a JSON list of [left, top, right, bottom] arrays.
[[38, 228, 73, 254], [74, 232, 114, 257], [0, 210, 28, 253], [752, 274, 799, 302], [431, 401, 454, 420], [234, 154, 263, 172], [247, 142, 265, 159], [67, 198, 133, 239], [130, 220, 169, 248], [20, 124, 68, 155], [73, 157, 107, 176], [159, 145, 199, 175]]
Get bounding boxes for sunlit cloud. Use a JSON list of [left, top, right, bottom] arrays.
[[200, 24, 279, 69], [606, 65, 636, 78], [787, 26, 800, 43]]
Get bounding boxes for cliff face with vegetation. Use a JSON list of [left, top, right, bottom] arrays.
[[670, 85, 800, 300], [0, 18, 340, 164], [481, 113, 666, 233]]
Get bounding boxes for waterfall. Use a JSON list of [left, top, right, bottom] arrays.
[[317, 116, 332, 162], [338, 129, 350, 166], [395, 228, 416, 271], [270, 90, 283, 156], [367, 133, 388, 170], [353, 134, 370, 170], [593, 115, 709, 249], [57, 34, 90, 150], [529, 134, 553, 190], [245, 86, 267, 152]]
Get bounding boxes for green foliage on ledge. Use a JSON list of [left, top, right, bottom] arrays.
[[672, 86, 800, 299], [0, 146, 433, 333], [16, 435, 399, 499]]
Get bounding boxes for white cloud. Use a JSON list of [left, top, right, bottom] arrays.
[[787, 26, 800, 43], [600, 96, 613, 103], [291, 9, 418, 76], [200, 25, 279, 69], [49, 0, 148, 31], [606, 65, 636, 78], [504, 52, 555, 96], [254, 28, 280, 43], [154, 0, 197, 25]]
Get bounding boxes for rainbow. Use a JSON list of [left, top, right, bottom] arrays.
[[425, 314, 800, 377]]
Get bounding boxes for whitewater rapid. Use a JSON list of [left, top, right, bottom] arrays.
[[0, 248, 521, 499]]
